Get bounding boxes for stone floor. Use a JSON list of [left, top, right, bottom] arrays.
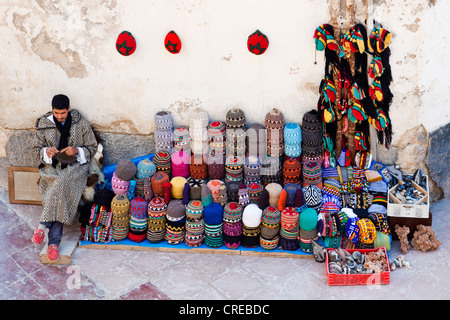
[[0, 187, 449, 300]]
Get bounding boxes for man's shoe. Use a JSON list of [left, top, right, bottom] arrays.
[[31, 227, 45, 245], [47, 244, 59, 262]]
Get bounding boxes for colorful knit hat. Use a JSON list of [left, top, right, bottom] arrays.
[[238, 183, 250, 207], [111, 172, 130, 195], [247, 29, 269, 55], [303, 184, 322, 210], [136, 159, 156, 180], [150, 171, 170, 197], [201, 184, 213, 207], [164, 30, 182, 54], [189, 154, 208, 179], [154, 111, 173, 131], [116, 31, 136, 56]]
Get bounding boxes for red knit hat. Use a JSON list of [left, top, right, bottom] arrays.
[[247, 30, 269, 55], [116, 31, 136, 56], [164, 31, 182, 54]]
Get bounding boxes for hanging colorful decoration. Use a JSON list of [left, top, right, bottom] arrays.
[[116, 31, 137, 56], [164, 31, 182, 54], [247, 30, 269, 55], [313, 20, 394, 166]]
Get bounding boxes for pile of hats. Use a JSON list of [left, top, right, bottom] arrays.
[[279, 207, 299, 251], [151, 171, 170, 197], [129, 196, 148, 243], [173, 126, 191, 153], [185, 200, 205, 247], [261, 157, 282, 186], [244, 156, 262, 185], [111, 194, 130, 241], [260, 206, 281, 250], [282, 158, 301, 185], [301, 110, 323, 158], [189, 109, 209, 156], [223, 202, 243, 249], [225, 108, 246, 157], [206, 154, 225, 180], [246, 123, 266, 158], [135, 159, 156, 197], [165, 199, 186, 244], [154, 111, 174, 153], [322, 178, 342, 208], [190, 154, 208, 179], [225, 155, 244, 183], [112, 159, 137, 195], [284, 122, 302, 158], [247, 182, 263, 204], [203, 202, 224, 247], [153, 151, 172, 176], [265, 108, 285, 157], [147, 197, 167, 243], [302, 155, 323, 187], [171, 150, 190, 178], [241, 204, 263, 247], [207, 121, 226, 156], [298, 207, 318, 253]]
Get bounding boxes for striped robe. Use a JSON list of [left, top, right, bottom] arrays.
[[33, 109, 98, 224]]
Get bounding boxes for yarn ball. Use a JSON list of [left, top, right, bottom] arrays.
[[203, 202, 223, 225], [242, 203, 263, 228], [115, 159, 137, 181], [299, 208, 318, 231]]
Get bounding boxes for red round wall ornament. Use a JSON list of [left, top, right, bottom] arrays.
[[247, 30, 269, 55], [165, 31, 182, 54], [116, 31, 136, 56]]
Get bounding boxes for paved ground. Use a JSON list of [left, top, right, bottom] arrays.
[[0, 188, 449, 301]]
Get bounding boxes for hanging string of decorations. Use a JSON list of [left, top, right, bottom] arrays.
[[313, 22, 393, 170]]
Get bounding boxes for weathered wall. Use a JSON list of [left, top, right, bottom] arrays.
[[0, 0, 448, 199]]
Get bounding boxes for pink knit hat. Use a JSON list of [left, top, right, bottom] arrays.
[[171, 150, 190, 178], [111, 172, 130, 195]]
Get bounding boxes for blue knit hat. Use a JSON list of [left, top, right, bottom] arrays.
[[203, 202, 223, 225]]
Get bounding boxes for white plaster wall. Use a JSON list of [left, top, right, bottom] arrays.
[[0, 0, 448, 151], [0, 0, 330, 136], [372, 0, 450, 142]]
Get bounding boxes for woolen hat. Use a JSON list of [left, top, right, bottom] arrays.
[[115, 159, 137, 181], [299, 208, 318, 231], [111, 172, 130, 195], [136, 159, 156, 180], [203, 202, 223, 225], [242, 204, 263, 228], [265, 183, 283, 206], [166, 199, 186, 221], [150, 171, 170, 197], [170, 176, 188, 199]]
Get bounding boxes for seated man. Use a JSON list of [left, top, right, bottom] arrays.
[[32, 94, 98, 262]]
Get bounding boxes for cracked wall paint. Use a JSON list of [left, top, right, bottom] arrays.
[[0, 0, 448, 161]]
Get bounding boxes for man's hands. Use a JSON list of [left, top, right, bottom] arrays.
[[46, 146, 79, 158], [60, 146, 79, 156], [46, 147, 59, 158]]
